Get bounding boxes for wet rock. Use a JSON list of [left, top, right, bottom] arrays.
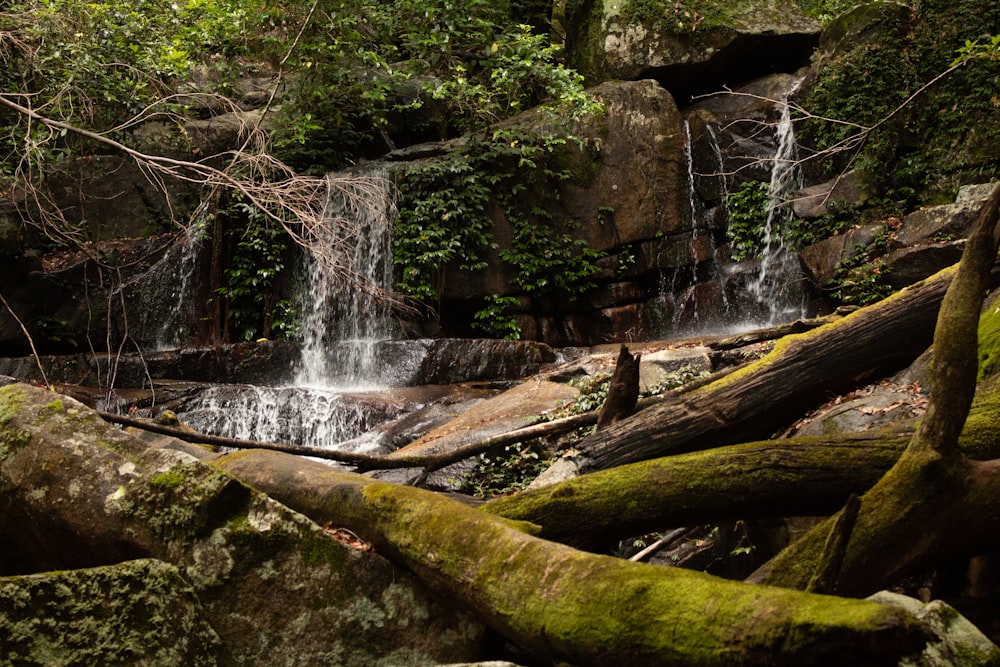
[[375, 338, 556, 386], [0, 559, 226, 665], [0, 383, 485, 665]]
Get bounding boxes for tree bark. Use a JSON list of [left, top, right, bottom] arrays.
[[482, 430, 911, 546], [752, 182, 1000, 596], [571, 263, 977, 474], [596, 345, 640, 430], [213, 448, 931, 667], [481, 367, 1000, 547]]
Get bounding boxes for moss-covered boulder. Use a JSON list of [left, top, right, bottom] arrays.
[[795, 0, 1000, 201], [564, 0, 820, 92], [0, 383, 484, 665], [0, 559, 226, 665]]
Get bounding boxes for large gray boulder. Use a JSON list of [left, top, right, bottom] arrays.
[[564, 0, 820, 91], [0, 383, 484, 665]]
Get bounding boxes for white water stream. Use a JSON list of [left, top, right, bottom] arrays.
[[745, 80, 808, 325], [178, 170, 403, 453]]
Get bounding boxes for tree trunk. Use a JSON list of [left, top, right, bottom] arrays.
[[213, 449, 931, 667], [596, 344, 640, 430], [752, 183, 1000, 596], [481, 351, 1000, 547], [571, 262, 994, 474]]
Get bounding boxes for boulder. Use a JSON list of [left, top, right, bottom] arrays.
[[564, 0, 820, 95], [867, 591, 1000, 666], [799, 224, 886, 287], [896, 183, 1000, 246], [0, 559, 226, 665], [793, 170, 875, 219], [0, 383, 485, 665], [884, 242, 966, 290], [374, 338, 557, 386], [638, 345, 712, 392]]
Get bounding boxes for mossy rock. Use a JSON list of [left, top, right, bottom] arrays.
[[0, 383, 485, 665], [0, 559, 225, 666], [564, 0, 820, 86]]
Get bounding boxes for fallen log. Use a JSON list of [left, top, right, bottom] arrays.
[[481, 430, 912, 546], [750, 183, 1000, 597], [97, 408, 597, 474], [569, 261, 995, 474], [213, 448, 931, 666]]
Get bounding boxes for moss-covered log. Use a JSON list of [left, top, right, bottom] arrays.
[[481, 358, 1000, 547], [571, 262, 974, 473], [214, 449, 932, 667], [752, 183, 1000, 596], [482, 430, 910, 546], [0, 383, 483, 665]]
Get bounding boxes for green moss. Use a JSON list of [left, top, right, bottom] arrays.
[[124, 463, 251, 542], [43, 399, 64, 413], [0, 559, 224, 665], [150, 469, 187, 490], [977, 293, 1000, 381], [800, 0, 1000, 202]]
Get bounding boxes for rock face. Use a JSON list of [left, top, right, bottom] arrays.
[[0, 383, 484, 665], [564, 0, 820, 95], [407, 78, 690, 345]]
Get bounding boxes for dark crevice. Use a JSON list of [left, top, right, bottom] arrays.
[[645, 32, 820, 106]]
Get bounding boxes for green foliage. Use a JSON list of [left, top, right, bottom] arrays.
[[793, 0, 867, 23], [472, 294, 522, 339], [216, 196, 299, 341], [267, 0, 600, 172], [460, 440, 554, 498], [643, 364, 710, 396], [428, 24, 600, 132], [393, 126, 606, 337], [827, 230, 894, 306], [798, 2, 1000, 205], [725, 181, 770, 261], [393, 156, 494, 302]]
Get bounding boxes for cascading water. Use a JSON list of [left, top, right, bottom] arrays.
[[155, 214, 209, 351], [177, 170, 403, 453], [746, 79, 808, 326], [295, 169, 397, 389]]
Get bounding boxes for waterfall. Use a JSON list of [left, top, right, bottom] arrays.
[[177, 384, 404, 453], [176, 171, 402, 451], [746, 80, 807, 326], [154, 215, 209, 351], [295, 169, 397, 389]]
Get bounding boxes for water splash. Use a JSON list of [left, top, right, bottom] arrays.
[[746, 80, 807, 325], [178, 384, 404, 452], [295, 169, 397, 389]]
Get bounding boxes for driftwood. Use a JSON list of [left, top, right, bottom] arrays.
[[595, 344, 640, 430], [482, 430, 912, 546], [568, 260, 997, 475], [97, 408, 597, 474], [212, 448, 930, 666], [482, 360, 1000, 548]]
